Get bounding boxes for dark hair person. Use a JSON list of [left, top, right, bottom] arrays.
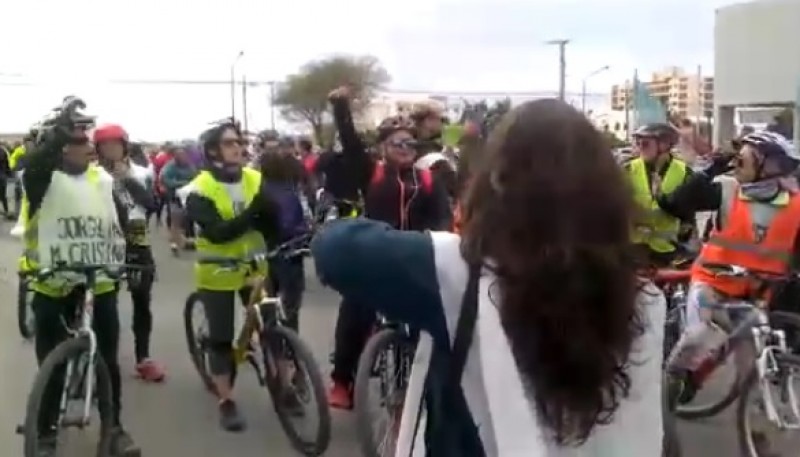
[[312, 99, 666, 456]]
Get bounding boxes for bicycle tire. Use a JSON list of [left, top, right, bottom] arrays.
[[661, 372, 682, 456], [17, 277, 34, 339], [354, 328, 412, 457], [183, 292, 216, 394], [262, 325, 331, 456], [736, 351, 800, 456], [23, 336, 113, 457]]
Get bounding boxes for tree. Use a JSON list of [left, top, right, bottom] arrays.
[[274, 55, 390, 143]]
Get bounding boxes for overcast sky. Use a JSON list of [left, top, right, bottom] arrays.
[[0, 0, 739, 140]]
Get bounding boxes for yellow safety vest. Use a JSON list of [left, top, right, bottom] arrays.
[[192, 168, 267, 291], [9, 145, 26, 170], [24, 166, 124, 297], [628, 157, 687, 254]]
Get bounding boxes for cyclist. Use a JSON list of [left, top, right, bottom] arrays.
[[627, 122, 694, 266], [10, 131, 33, 217], [312, 99, 665, 456], [22, 98, 139, 456], [660, 131, 800, 403], [183, 119, 280, 432], [94, 124, 163, 383], [409, 101, 458, 199], [159, 144, 199, 254], [326, 85, 452, 409]]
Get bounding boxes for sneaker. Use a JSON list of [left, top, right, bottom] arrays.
[[327, 381, 353, 410], [110, 427, 141, 457], [219, 399, 246, 432], [135, 359, 166, 383], [170, 243, 179, 257]]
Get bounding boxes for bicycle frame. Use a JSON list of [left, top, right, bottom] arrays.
[[58, 275, 99, 428]]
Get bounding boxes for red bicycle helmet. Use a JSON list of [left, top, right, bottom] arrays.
[[93, 124, 128, 143]]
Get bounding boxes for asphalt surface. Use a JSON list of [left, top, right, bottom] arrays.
[[0, 219, 792, 456]]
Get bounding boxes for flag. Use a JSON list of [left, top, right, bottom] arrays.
[[632, 74, 667, 128]]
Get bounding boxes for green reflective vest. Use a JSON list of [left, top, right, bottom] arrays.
[[628, 157, 687, 254]]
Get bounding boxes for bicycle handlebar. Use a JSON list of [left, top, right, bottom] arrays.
[[20, 262, 153, 282], [198, 234, 311, 268]]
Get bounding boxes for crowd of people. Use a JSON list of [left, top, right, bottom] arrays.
[[7, 86, 800, 457]]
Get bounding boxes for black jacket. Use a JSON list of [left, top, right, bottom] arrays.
[[330, 98, 452, 231]]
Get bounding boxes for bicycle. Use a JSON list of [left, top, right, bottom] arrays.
[[698, 264, 800, 457], [18, 262, 149, 457], [183, 235, 331, 456], [353, 313, 417, 457]]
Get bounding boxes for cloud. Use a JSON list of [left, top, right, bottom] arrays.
[[0, 0, 738, 139]]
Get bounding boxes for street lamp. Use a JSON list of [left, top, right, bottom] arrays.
[[546, 39, 570, 101], [581, 65, 610, 113], [230, 51, 244, 120]]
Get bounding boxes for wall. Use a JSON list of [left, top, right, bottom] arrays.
[[714, 0, 800, 107]]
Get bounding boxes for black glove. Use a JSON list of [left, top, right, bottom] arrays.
[[703, 152, 736, 178]]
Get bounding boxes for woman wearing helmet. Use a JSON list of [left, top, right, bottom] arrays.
[[627, 122, 693, 266], [183, 119, 281, 432], [94, 124, 163, 384], [22, 98, 141, 456], [326, 85, 452, 409], [659, 131, 800, 417]]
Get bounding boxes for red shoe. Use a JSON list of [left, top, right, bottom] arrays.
[[136, 359, 166, 383], [327, 382, 353, 410]]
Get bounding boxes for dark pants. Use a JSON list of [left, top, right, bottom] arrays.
[[13, 179, 22, 215], [126, 245, 156, 363], [268, 256, 306, 332], [0, 174, 8, 213], [332, 298, 375, 384], [198, 288, 252, 375], [33, 290, 122, 430]]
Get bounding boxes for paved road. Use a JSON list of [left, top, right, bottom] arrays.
[[0, 222, 784, 456]]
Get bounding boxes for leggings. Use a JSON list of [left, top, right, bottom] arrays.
[[33, 290, 123, 431], [126, 245, 156, 363], [267, 256, 305, 332], [198, 287, 252, 376]]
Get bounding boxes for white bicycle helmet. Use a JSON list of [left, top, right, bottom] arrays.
[[740, 131, 800, 162]]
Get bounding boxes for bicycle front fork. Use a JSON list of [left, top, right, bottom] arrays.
[[58, 332, 98, 428]]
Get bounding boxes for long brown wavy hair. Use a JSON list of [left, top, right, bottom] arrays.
[[460, 99, 643, 445]]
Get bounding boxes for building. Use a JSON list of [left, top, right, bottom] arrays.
[[714, 0, 800, 147], [610, 67, 714, 121], [588, 109, 629, 141]]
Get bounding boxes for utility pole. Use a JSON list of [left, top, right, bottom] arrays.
[[242, 73, 248, 132], [546, 39, 569, 101], [581, 65, 610, 113], [229, 51, 244, 120]]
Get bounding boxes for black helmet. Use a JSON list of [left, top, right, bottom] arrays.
[[632, 123, 678, 146], [200, 117, 242, 159]]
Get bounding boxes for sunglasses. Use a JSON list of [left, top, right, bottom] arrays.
[[220, 138, 245, 147], [388, 139, 418, 150]]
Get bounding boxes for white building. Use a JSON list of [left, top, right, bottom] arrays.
[[714, 0, 800, 147], [588, 109, 629, 141]]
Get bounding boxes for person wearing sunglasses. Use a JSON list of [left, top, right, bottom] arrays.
[[658, 131, 800, 409], [21, 98, 140, 456], [183, 119, 280, 432], [325, 85, 452, 410], [627, 122, 693, 267]]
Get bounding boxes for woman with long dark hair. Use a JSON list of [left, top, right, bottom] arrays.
[[312, 99, 666, 456]]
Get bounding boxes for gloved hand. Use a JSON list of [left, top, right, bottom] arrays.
[[703, 151, 736, 178]]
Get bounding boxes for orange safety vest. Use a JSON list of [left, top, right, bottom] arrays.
[[691, 189, 800, 297]]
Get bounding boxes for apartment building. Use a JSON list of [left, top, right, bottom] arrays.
[[611, 67, 714, 120]]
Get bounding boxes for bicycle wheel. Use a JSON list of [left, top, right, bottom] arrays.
[[183, 292, 215, 393], [262, 325, 330, 456], [23, 336, 113, 457], [17, 277, 35, 339], [354, 328, 414, 457], [736, 351, 800, 456], [661, 372, 682, 457]]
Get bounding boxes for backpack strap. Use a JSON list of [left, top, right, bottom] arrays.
[[370, 162, 385, 187], [447, 262, 481, 389], [419, 169, 433, 195]]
